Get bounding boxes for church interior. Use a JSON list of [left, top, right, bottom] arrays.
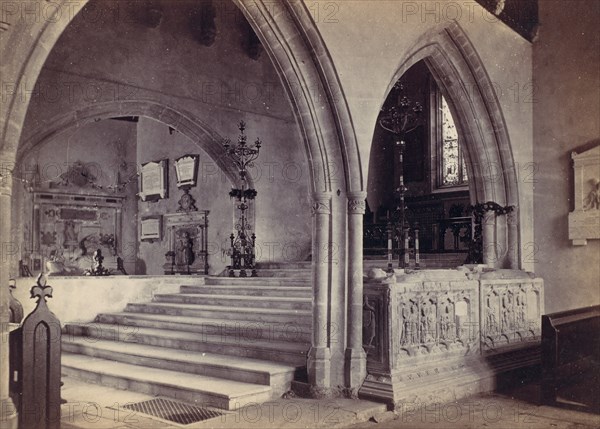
[[0, 0, 598, 428]]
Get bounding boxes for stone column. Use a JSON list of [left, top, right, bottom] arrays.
[[345, 192, 367, 391], [482, 210, 497, 267], [0, 163, 18, 428], [307, 192, 331, 390], [507, 207, 519, 269]]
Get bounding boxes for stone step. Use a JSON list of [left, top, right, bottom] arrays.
[[255, 262, 312, 270], [180, 284, 311, 297], [125, 302, 311, 324], [61, 353, 272, 410], [205, 276, 311, 285], [64, 323, 309, 365], [62, 337, 301, 390], [153, 293, 312, 310], [94, 312, 312, 342]]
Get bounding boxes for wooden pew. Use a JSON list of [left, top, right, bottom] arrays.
[[541, 305, 600, 413]]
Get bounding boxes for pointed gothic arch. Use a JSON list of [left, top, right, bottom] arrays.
[[381, 22, 521, 269], [0, 1, 367, 407]]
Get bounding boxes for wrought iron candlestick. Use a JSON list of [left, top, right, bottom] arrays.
[[224, 121, 261, 277], [379, 82, 423, 270]]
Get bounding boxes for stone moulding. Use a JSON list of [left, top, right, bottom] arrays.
[[359, 269, 544, 407]]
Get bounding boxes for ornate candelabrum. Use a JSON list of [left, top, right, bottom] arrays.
[[379, 83, 423, 270], [224, 121, 261, 277]]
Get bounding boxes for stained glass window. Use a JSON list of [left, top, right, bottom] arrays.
[[440, 96, 468, 186]]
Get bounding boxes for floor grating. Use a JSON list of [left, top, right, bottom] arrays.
[[122, 397, 225, 425]]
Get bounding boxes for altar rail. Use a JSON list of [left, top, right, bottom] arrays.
[[360, 268, 544, 406]]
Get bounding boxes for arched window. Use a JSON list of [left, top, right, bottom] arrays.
[[435, 93, 469, 188]]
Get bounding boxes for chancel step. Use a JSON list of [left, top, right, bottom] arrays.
[[62, 338, 300, 387], [64, 322, 308, 365], [124, 302, 311, 324], [153, 293, 311, 310], [180, 284, 312, 297], [62, 354, 273, 410], [62, 267, 312, 411], [94, 312, 312, 342]]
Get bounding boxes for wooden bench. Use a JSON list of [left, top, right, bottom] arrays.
[[541, 305, 600, 413]]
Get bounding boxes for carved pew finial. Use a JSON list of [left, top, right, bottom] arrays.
[[30, 273, 53, 306]]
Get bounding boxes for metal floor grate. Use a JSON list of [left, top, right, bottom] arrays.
[[122, 397, 225, 425]]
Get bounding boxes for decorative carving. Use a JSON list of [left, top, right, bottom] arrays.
[[569, 145, 600, 245], [480, 280, 543, 353], [312, 200, 331, 215], [31, 273, 53, 304], [176, 188, 198, 213], [55, 161, 97, 188], [583, 178, 600, 210], [348, 198, 366, 214], [363, 296, 377, 347]]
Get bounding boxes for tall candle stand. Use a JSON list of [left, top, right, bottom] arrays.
[[379, 82, 423, 270], [224, 121, 261, 277]]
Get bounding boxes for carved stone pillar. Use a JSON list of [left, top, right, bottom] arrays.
[[345, 192, 367, 391], [507, 207, 519, 269], [0, 164, 18, 428], [307, 192, 331, 390], [482, 211, 497, 267]]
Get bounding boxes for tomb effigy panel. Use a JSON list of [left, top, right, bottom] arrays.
[[360, 268, 544, 407], [479, 277, 544, 354]]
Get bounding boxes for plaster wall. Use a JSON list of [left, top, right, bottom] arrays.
[[532, 0, 600, 313]]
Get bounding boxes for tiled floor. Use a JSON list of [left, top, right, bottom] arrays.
[[58, 376, 600, 429]]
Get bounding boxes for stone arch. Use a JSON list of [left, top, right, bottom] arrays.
[[0, 0, 367, 400], [16, 101, 248, 188], [380, 22, 521, 269]]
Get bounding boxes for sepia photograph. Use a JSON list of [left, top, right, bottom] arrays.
[[0, 0, 598, 428]]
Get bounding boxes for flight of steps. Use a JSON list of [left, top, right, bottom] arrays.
[[62, 269, 312, 411]]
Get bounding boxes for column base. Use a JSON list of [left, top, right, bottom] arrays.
[[1, 397, 18, 429], [345, 347, 367, 393], [307, 346, 331, 388]]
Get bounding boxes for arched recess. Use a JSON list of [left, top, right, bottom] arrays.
[[0, 0, 367, 396], [381, 22, 521, 269], [16, 101, 249, 188]]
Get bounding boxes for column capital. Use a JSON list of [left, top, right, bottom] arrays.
[[311, 192, 331, 215], [347, 191, 367, 214], [0, 171, 12, 197], [507, 206, 519, 225]]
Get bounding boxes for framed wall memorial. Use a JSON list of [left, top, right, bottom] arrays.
[[174, 154, 199, 188], [139, 159, 168, 202]]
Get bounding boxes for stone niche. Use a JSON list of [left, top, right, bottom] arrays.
[[162, 211, 209, 275], [568, 144, 600, 245], [360, 268, 544, 407]]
